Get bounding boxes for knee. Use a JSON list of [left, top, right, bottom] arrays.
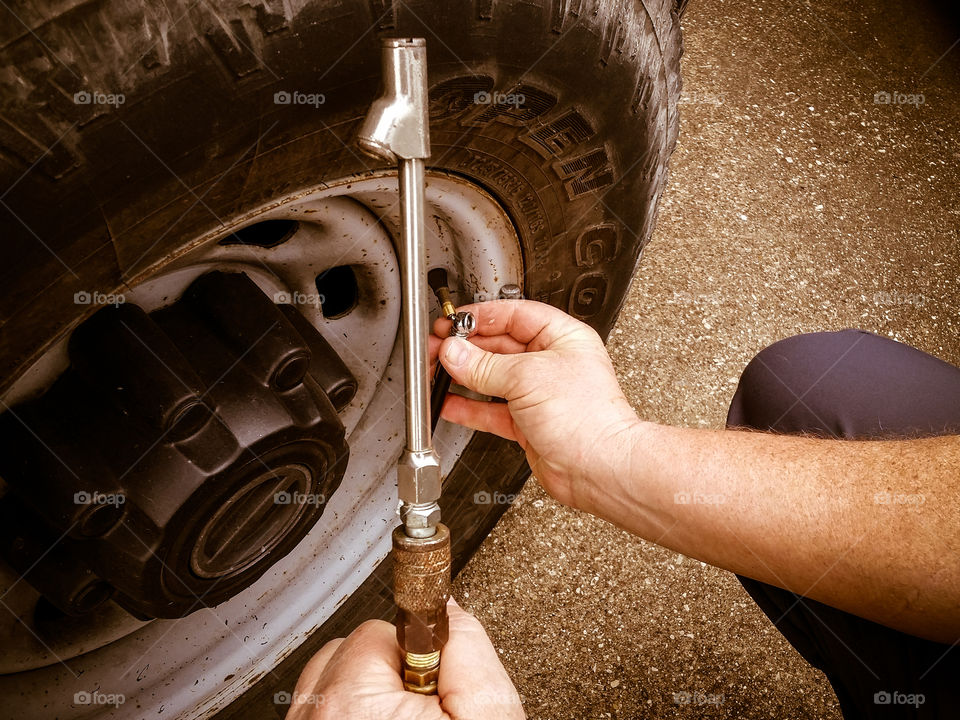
[[726, 330, 870, 432]]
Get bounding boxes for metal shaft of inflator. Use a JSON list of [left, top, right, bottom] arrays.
[[356, 37, 450, 696], [399, 157, 431, 456]]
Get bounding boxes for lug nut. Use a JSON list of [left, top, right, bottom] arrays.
[[498, 284, 522, 300]]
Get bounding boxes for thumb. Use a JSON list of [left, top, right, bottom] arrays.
[[440, 337, 517, 398], [440, 597, 525, 719]]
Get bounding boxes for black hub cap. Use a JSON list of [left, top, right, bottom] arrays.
[[190, 464, 312, 580], [0, 271, 356, 619]]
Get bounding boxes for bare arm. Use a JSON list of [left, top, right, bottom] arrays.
[[596, 423, 960, 643], [433, 300, 960, 644]]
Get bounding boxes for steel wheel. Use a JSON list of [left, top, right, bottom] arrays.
[[0, 171, 522, 719]]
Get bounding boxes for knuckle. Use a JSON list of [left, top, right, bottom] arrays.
[[352, 619, 388, 641], [358, 618, 388, 632], [472, 351, 498, 389]]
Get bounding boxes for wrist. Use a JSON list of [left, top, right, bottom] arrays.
[[574, 411, 657, 518]]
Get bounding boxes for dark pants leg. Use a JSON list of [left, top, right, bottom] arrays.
[[727, 329, 960, 719]]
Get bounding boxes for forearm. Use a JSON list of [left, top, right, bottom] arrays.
[[582, 421, 960, 643]]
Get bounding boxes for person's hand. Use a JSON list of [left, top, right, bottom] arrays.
[[429, 299, 640, 512], [285, 598, 524, 720]]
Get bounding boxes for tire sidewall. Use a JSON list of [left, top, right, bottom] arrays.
[[0, 0, 680, 716], [0, 0, 677, 388]]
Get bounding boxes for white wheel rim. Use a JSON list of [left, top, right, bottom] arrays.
[[0, 171, 523, 719]]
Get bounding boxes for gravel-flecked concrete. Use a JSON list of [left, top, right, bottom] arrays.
[[453, 1, 960, 718]]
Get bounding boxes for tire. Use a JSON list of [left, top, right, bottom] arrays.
[[0, 0, 682, 716]]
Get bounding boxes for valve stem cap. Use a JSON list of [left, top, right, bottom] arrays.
[[451, 311, 476, 338]]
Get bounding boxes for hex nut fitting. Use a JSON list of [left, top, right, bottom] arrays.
[[403, 652, 441, 694], [397, 449, 442, 505], [400, 502, 441, 535]]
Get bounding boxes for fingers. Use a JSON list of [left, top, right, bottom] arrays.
[[440, 394, 519, 442], [469, 334, 529, 355], [294, 637, 344, 690], [439, 336, 523, 399], [311, 619, 402, 691], [428, 332, 443, 360], [288, 602, 524, 720], [430, 301, 590, 395], [431, 323, 528, 357], [433, 299, 586, 349], [440, 598, 525, 719], [430, 334, 526, 380], [286, 638, 344, 720]]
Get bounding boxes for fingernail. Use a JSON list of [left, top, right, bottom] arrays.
[[446, 338, 468, 367]]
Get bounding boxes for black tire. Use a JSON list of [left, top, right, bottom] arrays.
[[0, 0, 681, 716]]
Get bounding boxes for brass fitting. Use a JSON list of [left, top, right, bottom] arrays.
[[427, 267, 457, 319], [393, 523, 451, 694], [402, 651, 441, 694], [437, 291, 456, 320]]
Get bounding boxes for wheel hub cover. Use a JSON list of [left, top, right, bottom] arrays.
[[0, 271, 353, 619]]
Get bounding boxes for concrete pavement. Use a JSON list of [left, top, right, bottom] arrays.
[[454, 1, 960, 717]]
